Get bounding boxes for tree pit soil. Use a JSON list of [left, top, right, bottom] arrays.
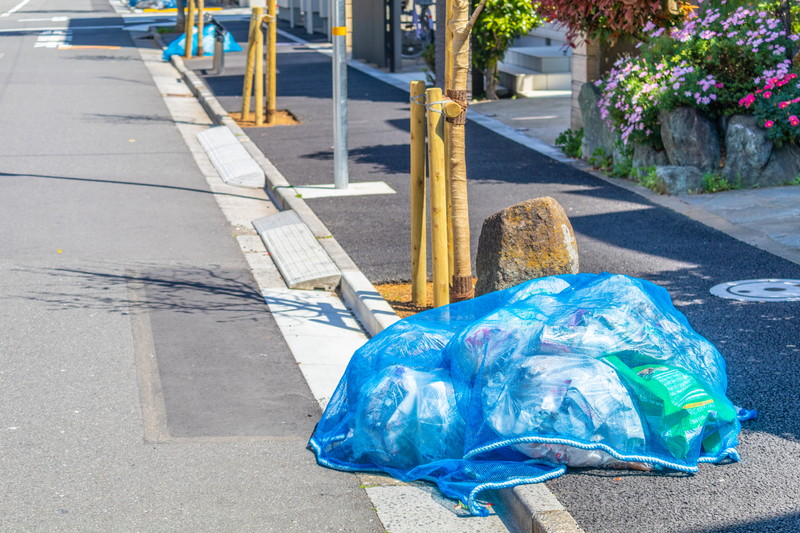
[[373, 282, 434, 318], [229, 110, 300, 127], [374, 278, 478, 318]]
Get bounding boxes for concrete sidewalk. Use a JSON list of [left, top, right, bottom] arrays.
[[0, 2, 385, 531]]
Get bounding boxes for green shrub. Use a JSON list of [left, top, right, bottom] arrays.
[[633, 166, 668, 195], [588, 147, 612, 171], [471, 0, 543, 100], [701, 173, 741, 192], [555, 128, 583, 158]]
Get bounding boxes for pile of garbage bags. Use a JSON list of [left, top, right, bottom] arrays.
[[130, 0, 176, 9], [309, 273, 746, 515], [162, 25, 242, 61]]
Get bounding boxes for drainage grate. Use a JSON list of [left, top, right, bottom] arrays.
[[710, 279, 800, 302]]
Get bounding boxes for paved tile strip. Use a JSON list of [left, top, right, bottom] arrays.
[[253, 211, 342, 290], [197, 125, 266, 188]]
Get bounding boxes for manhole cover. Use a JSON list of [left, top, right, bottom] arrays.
[[710, 279, 800, 302]]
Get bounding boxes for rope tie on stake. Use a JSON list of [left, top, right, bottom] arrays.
[[410, 95, 462, 118]]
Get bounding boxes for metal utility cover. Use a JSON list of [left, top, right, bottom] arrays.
[[710, 279, 800, 302]]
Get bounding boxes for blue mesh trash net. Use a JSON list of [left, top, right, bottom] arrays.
[[309, 273, 745, 515], [162, 25, 243, 61]]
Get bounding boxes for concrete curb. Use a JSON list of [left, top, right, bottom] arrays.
[[167, 42, 582, 533], [170, 52, 400, 338]]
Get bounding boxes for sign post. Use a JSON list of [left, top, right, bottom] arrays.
[[332, 0, 348, 189]]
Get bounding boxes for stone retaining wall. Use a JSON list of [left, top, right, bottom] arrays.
[[579, 82, 800, 193]]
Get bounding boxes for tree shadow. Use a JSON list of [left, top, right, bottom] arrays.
[[8, 267, 267, 323], [301, 143, 410, 175], [0, 171, 269, 202]]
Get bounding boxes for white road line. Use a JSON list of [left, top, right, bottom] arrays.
[[0, 24, 122, 33], [18, 16, 68, 21], [0, 0, 32, 17]]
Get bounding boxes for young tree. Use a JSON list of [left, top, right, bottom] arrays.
[[446, 0, 485, 301], [472, 0, 543, 100]]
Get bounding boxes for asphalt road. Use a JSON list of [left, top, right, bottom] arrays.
[[200, 21, 800, 533], [0, 2, 382, 531]]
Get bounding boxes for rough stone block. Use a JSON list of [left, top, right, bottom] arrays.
[[579, 82, 616, 160], [632, 142, 669, 169], [760, 143, 800, 187], [723, 114, 773, 185], [475, 197, 579, 296], [655, 165, 704, 195], [659, 107, 721, 172]]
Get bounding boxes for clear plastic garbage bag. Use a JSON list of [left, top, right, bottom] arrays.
[[309, 273, 744, 516]]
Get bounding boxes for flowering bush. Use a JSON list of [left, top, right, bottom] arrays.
[[740, 72, 800, 145], [536, 0, 693, 45], [596, 3, 800, 147]]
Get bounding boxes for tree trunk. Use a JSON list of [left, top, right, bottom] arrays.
[[446, 0, 484, 301], [484, 58, 498, 100], [175, 0, 186, 32]]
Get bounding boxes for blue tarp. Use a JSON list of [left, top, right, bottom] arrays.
[[309, 273, 746, 515], [162, 25, 242, 61], [130, 0, 176, 8]]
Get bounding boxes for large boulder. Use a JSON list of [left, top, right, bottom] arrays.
[[723, 115, 773, 186], [659, 107, 721, 172], [655, 166, 704, 195], [579, 82, 616, 161], [632, 142, 669, 169], [475, 197, 579, 296], [760, 143, 800, 187]]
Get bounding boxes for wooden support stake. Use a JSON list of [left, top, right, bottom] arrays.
[[184, 0, 195, 59], [426, 87, 450, 308], [197, 0, 204, 54], [410, 81, 428, 308], [254, 10, 265, 126], [266, 0, 277, 124], [241, 9, 259, 122]]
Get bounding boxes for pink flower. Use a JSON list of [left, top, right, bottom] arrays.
[[790, 116, 800, 127], [764, 120, 775, 128], [716, 83, 724, 88], [738, 94, 756, 108], [763, 91, 772, 98], [780, 101, 790, 109]]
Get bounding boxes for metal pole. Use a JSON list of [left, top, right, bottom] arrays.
[[332, 0, 348, 189], [213, 27, 225, 74]]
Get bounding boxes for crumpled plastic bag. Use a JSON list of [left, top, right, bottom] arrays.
[[309, 273, 745, 515]]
